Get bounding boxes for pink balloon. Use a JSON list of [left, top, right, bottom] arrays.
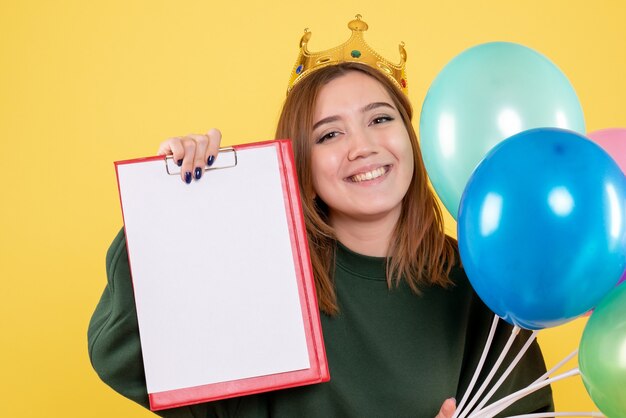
[[587, 128, 626, 173], [588, 129, 626, 288]]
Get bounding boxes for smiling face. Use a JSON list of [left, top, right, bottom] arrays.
[[310, 71, 415, 225]]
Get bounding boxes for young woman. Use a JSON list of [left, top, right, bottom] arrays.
[[88, 21, 554, 418]]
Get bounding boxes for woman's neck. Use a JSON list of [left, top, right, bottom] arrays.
[[329, 209, 400, 257]]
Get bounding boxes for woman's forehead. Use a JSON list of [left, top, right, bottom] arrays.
[[314, 72, 394, 116]]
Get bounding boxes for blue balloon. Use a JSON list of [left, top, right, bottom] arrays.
[[457, 128, 626, 330]]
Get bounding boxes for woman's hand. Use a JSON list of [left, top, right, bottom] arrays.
[[435, 398, 457, 418], [157, 128, 222, 183]]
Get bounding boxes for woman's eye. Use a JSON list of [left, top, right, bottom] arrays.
[[316, 131, 339, 144], [371, 116, 394, 125]]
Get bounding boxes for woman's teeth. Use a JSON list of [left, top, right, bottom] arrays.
[[349, 166, 387, 182]]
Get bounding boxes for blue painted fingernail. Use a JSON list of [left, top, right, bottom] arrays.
[[184, 171, 192, 184], [177, 159, 183, 167], [207, 155, 215, 166], [194, 167, 202, 180]]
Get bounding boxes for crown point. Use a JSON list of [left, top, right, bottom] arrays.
[[300, 30, 312, 48], [399, 42, 407, 62], [348, 15, 368, 32]]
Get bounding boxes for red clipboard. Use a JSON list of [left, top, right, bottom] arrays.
[[115, 140, 329, 411]]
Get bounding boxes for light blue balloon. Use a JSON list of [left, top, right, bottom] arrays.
[[420, 42, 585, 219], [457, 128, 626, 330]]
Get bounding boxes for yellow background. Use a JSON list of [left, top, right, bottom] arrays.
[[1, 0, 625, 416]]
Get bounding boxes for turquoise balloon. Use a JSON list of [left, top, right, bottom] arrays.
[[420, 42, 585, 219]]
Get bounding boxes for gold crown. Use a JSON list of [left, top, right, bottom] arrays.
[[287, 15, 408, 95]]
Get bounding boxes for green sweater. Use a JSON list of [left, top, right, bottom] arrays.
[[88, 229, 553, 417]]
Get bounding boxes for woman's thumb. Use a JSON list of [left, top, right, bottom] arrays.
[[435, 397, 457, 418]]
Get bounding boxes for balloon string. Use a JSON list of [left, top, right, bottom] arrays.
[[470, 347, 579, 418], [505, 412, 604, 418], [452, 314, 500, 418], [533, 348, 578, 383], [471, 330, 538, 414], [457, 325, 521, 418], [468, 368, 580, 418]]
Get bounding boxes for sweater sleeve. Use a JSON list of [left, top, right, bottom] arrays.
[[87, 228, 215, 418]]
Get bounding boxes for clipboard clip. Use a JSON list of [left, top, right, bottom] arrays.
[[165, 147, 238, 175]]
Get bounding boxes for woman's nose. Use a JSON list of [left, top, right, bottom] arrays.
[[347, 128, 377, 161]]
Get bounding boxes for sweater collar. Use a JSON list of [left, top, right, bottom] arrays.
[[335, 241, 388, 281]]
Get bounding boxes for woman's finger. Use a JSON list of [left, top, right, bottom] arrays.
[[157, 137, 185, 168], [186, 134, 210, 180], [180, 136, 199, 183], [205, 128, 222, 167]]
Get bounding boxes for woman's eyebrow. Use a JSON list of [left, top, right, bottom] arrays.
[[361, 102, 395, 113], [312, 115, 341, 132]]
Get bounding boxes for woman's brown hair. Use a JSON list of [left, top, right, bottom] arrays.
[[275, 62, 455, 315]]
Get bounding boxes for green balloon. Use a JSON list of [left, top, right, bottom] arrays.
[[419, 42, 585, 219], [579, 284, 626, 417]]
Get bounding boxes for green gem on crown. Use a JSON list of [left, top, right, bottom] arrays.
[[351, 50, 361, 58]]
